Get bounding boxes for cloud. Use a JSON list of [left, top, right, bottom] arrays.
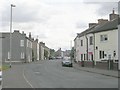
[[96, 2, 118, 16], [1, 0, 117, 50], [83, 1, 118, 16]]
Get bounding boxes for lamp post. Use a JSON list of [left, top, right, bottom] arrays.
[[9, 4, 16, 68], [70, 40, 72, 63]]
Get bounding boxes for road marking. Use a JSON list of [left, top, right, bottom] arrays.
[[23, 69, 34, 88]]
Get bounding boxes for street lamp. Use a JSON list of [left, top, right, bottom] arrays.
[[9, 4, 16, 68]]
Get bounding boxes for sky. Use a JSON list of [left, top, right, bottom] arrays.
[[0, 0, 119, 51]]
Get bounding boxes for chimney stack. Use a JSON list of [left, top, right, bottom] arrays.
[[89, 23, 98, 28], [109, 9, 119, 21], [98, 19, 108, 25], [29, 32, 31, 38], [14, 30, 19, 33], [35, 38, 38, 43]]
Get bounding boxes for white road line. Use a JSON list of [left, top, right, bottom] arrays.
[[23, 69, 34, 88]]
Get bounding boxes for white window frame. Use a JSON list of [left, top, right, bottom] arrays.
[[89, 36, 93, 45], [21, 52, 25, 59], [100, 35, 108, 42], [20, 40, 24, 47], [8, 52, 10, 59]]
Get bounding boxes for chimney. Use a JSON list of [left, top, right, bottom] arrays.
[[14, 30, 19, 33], [89, 23, 98, 28], [109, 9, 119, 21], [98, 19, 108, 25], [29, 32, 31, 38], [35, 38, 38, 43], [22, 31, 26, 36], [40, 42, 45, 46]]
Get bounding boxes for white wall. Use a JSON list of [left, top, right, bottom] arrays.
[[37, 43, 39, 60], [74, 37, 80, 62], [95, 29, 118, 62], [0, 33, 2, 67], [118, 25, 120, 70], [87, 33, 94, 61]]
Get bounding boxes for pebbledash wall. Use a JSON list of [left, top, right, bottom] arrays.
[[118, 24, 120, 70], [0, 33, 2, 67], [2, 30, 33, 63], [118, 1, 120, 70]]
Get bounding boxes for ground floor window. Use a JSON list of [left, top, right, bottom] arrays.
[[8, 52, 10, 59], [81, 54, 83, 61], [99, 50, 104, 59], [91, 54, 93, 60]]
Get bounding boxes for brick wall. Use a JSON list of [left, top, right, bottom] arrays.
[[77, 61, 118, 71]]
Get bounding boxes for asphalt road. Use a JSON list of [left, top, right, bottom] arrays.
[[2, 60, 118, 88]]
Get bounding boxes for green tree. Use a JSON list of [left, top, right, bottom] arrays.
[[44, 49, 48, 59], [50, 49, 55, 58], [32, 49, 34, 61], [70, 47, 74, 60]]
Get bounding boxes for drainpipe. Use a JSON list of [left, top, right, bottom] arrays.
[[85, 35, 88, 61], [93, 33, 96, 67]]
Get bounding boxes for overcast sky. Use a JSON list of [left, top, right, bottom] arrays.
[[0, 0, 119, 51]]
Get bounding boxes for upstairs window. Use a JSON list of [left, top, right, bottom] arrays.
[[81, 40, 83, 46], [89, 36, 93, 45], [20, 40, 24, 47], [100, 35, 108, 42]]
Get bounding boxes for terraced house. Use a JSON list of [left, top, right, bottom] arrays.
[[2, 30, 32, 63], [74, 10, 119, 70]]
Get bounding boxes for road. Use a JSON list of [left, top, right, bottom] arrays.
[[2, 60, 118, 88]]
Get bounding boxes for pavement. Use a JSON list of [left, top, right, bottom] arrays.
[[73, 62, 119, 78], [2, 63, 32, 88]]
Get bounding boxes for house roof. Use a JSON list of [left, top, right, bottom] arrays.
[[77, 25, 96, 37], [74, 17, 120, 40], [89, 18, 120, 33]]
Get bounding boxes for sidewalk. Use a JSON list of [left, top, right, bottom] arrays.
[[73, 62, 119, 78]]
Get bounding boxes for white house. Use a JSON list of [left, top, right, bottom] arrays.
[[74, 25, 96, 62], [74, 10, 119, 66], [74, 34, 80, 62], [118, 23, 120, 70]]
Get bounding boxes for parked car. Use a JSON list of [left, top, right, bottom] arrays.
[[62, 60, 73, 67]]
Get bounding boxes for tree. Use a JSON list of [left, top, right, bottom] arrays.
[[70, 47, 74, 60], [44, 49, 48, 59], [32, 49, 34, 61], [50, 49, 55, 58]]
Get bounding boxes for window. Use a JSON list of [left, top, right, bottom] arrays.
[[84, 54, 86, 60], [20, 40, 24, 47], [21, 52, 24, 59], [27, 40, 32, 48], [89, 36, 93, 45], [100, 35, 108, 42], [8, 52, 10, 59], [91, 54, 93, 60], [81, 54, 83, 61], [99, 50, 104, 59], [102, 51, 104, 58], [81, 40, 83, 46], [99, 51, 102, 59]]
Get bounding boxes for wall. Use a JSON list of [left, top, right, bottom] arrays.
[[95, 29, 118, 62]]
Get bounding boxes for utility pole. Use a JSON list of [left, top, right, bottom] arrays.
[[9, 4, 16, 68]]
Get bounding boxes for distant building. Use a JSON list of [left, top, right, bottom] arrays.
[[55, 48, 63, 59], [29, 33, 39, 61], [39, 42, 50, 60]]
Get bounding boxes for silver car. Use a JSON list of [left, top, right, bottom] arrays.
[[62, 60, 73, 67]]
